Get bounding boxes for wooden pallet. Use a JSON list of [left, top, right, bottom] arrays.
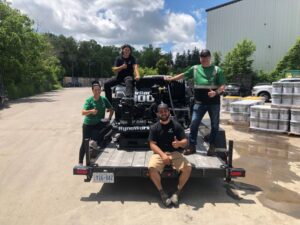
[[227, 120, 250, 126], [249, 127, 288, 134], [288, 132, 300, 137], [271, 104, 300, 109]]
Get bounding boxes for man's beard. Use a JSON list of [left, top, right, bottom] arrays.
[[159, 114, 170, 122]]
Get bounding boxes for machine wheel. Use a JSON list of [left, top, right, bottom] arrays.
[[258, 92, 271, 102]]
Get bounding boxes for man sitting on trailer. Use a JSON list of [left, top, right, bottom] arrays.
[[148, 103, 192, 207], [78, 81, 114, 166]]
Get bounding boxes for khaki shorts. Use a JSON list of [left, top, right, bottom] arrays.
[[148, 151, 191, 173]]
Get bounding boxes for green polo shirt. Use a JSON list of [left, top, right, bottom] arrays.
[[184, 64, 226, 104], [83, 96, 112, 125], [184, 64, 226, 87]]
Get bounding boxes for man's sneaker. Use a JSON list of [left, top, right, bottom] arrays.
[[207, 144, 216, 156], [160, 190, 171, 207], [170, 190, 181, 207], [183, 145, 196, 155]]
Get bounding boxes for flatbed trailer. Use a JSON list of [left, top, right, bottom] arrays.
[[73, 75, 245, 183], [73, 131, 245, 183]]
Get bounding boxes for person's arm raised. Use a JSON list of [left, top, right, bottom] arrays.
[[164, 73, 184, 82]]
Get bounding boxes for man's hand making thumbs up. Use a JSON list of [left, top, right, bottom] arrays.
[[208, 89, 217, 98]]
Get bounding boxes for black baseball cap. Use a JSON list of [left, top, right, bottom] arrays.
[[200, 49, 211, 57]]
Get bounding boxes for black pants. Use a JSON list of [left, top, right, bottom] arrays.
[[104, 76, 133, 104], [78, 122, 111, 164]]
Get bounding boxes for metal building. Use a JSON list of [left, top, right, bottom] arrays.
[[206, 0, 300, 72]]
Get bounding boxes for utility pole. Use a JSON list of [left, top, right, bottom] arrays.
[[72, 61, 74, 87], [88, 60, 91, 80]]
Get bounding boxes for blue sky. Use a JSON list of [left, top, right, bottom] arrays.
[[163, 0, 230, 52], [9, 0, 231, 54]]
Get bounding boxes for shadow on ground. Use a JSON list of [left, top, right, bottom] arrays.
[[9, 96, 57, 105], [81, 177, 259, 210], [2, 90, 63, 107]]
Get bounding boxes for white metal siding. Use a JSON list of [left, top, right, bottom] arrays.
[[207, 0, 300, 72]]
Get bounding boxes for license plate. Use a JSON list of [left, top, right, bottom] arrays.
[[92, 172, 114, 183]]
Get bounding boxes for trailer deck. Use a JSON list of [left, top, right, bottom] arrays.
[[95, 141, 223, 170], [74, 127, 245, 182]]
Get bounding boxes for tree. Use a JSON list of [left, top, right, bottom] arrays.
[[187, 50, 192, 66], [45, 34, 119, 78], [174, 52, 187, 69], [0, 2, 63, 98], [156, 58, 169, 75], [166, 51, 173, 66], [191, 47, 200, 66], [173, 47, 201, 73], [139, 44, 162, 68], [139, 67, 158, 76], [213, 51, 222, 66], [272, 37, 300, 80], [221, 39, 256, 81], [45, 34, 78, 77]]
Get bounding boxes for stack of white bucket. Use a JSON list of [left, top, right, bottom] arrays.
[[250, 105, 290, 132], [290, 109, 300, 134], [272, 82, 300, 106], [222, 96, 242, 112], [271, 81, 300, 134], [230, 100, 264, 122]]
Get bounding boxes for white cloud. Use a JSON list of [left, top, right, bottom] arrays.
[[192, 8, 207, 26], [9, 0, 205, 55], [163, 12, 196, 43], [93, 0, 164, 13]]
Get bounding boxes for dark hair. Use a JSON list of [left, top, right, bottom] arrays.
[[91, 80, 101, 89], [200, 49, 211, 57], [121, 44, 132, 56]]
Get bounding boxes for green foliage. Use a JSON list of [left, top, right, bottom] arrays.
[[139, 44, 163, 68], [156, 58, 169, 75], [174, 47, 200, 72], [174, 52, 187, 69], [6, 83, 18, 99], [213, 51, 222, 66], [272, 37, 300, 80], [44, 35, 176, 78], [138, 67, 158, 76], [252, 70, 273, 84], [221, 39, 256, 81], [0, 2, 62, 99], [252, 37, 300, 84]]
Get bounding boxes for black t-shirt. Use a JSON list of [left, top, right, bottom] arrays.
[[114, 55, 136, 79], [148, 119, 186, 152], [194, 89, 220, 105]]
